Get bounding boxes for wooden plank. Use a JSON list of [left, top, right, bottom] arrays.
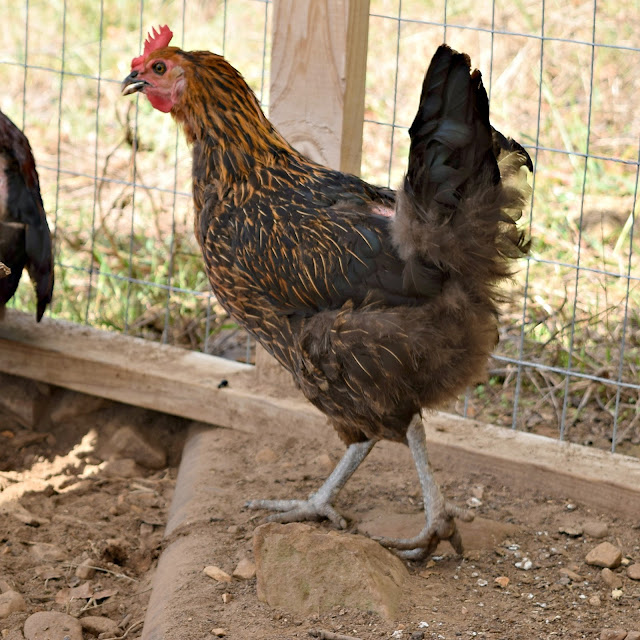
[[270, 0, 370, 174], [1, 310, 639, 519]]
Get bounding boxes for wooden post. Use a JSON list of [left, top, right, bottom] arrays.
[[269, 0, 370, 174]]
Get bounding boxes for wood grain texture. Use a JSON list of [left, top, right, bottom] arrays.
[[1, 310, 639, 519], [270, 0, 370, 173]]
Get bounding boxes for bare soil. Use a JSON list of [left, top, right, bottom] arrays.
[[0, 378, 639, 640]]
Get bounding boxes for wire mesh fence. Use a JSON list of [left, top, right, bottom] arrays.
[[1, 0, 638, 455]]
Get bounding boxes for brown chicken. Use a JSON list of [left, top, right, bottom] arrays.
[[122, 26, 531, 558], [0, 109, 54, 321]]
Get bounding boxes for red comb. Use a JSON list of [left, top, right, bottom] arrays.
[[131, 25, 174, 69]]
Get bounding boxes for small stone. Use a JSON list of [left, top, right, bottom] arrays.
[[313, 453, 334, 474], [24, 611, 83, 640], [79, 616, 119, 636], [222, 593, 232, 603], [586, 542, 622, 569], [611, 589, 624, 601], [600, 629, 627, 640], [467, 497, 483, 508], [588, 595, 601, 606], [203, 566, 232, 582], [515, 558, 533, 570], [75, 558, 97, 580], [255, 447, 278, 464], [559, 567, 583, 582], [583, 520, 609, 539], [4, 502, 49, 527], [211, 629, 227, 637], [601, 568, 623, 589], [102, 458, 141, 478], [29, 542, 65, 563], [232, 558, 256, 580], [494, 576, 509, 588], [0, 591, 26, 618], [559, 524, 583, 537], [626, 564, 640, 581]]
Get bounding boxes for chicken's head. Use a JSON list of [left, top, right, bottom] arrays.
[[121, 25, 185, 113]]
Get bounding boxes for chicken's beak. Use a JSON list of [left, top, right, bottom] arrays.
[[121, 71, 149, 96]]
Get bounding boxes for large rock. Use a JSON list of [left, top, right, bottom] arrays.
[[253, 522, 409, 619]]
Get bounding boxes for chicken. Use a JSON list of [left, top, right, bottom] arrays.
[[122, 26, 531, 558], [0, 109, 54, 321]]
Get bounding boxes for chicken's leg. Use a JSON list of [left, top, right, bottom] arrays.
[[376, 413, 474, 560], [246, 439, 375, 529]]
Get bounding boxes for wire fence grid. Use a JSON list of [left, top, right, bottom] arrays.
[[1, 0, 638, 455]]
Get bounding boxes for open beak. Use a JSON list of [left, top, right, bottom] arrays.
[[121, 71, 149, 96]]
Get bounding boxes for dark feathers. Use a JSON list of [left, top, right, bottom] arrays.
[[0, 110, 54, 321]]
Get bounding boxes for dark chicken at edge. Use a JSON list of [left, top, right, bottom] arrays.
[[122, 27, 531, 558], [0, 110, 54, 322]]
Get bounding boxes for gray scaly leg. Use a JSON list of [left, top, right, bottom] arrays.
[[376, 413, 473, 560], [246, 439, 376, 529]]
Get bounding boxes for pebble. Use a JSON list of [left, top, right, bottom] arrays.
[[601, 568, 623, 589], [559, 567, 583, 582], [0, 591, 27, 618], [626, 564, 640, 581], [232, 558, 256, 580], [588, 595, 601, 606], [102, 458, 141, 478], [75, 557, 97, 580], [255, 447, 278, 464], [79, 615, 119, 636], [313, 453, 334, 474], [611, 589, 624, 601], [203, 566, 232, 582], [24, 611, 83, 640], [222, 593, 233, 603], [583, 520, 609, 539], [585, 542, 622, 569], [494, 576, 509, 588], [600, 630, 628, 640], [558, 524, 583, 537], [515, 558, 533, 570], [28, 542, 65, 563], [210, 629, 227, 637]]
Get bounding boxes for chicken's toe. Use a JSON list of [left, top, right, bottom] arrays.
[[245, 496, 348, 529]]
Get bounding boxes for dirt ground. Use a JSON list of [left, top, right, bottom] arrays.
[[0, 375, 639, 640]]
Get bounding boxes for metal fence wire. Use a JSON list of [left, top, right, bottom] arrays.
[[1, 0, 638, 455]]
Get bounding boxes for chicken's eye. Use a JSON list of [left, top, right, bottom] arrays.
[[152, 61, 166, 75]]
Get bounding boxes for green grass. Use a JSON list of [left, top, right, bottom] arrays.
[[1, 0, 639, 452]]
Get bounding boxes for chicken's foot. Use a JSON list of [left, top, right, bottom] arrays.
[[246, 439, 375, 529], [375, 413, 474, 560]]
